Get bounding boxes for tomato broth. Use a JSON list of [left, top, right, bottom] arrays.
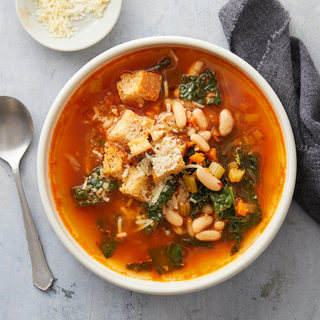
[[49, 47, 286, 280]]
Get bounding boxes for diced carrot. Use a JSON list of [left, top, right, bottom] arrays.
[[187, 141, 196, 148], [207, 148, 217, 161], [187, 115, 197, 127], [189, 153, 205, 164], [236, 200, 247, 217]]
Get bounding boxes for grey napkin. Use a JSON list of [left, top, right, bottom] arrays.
[[219, 0, 320, 223]]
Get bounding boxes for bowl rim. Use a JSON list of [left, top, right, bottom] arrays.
[[37, 35, 296, 295]]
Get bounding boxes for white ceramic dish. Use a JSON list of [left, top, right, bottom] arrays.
[[15, 0, 122, 51], [37, 36, 296, 294]]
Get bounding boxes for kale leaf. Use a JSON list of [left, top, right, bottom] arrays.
[[126, 261, 153, 272], [149, 57, 172, 72], [181, 237, 213, 249], [144, 179, 176, 233], [179, 70, 222, 106], [149, 242, 183, 275], [234, 148, 260, 204], [228, 208, 263, 254], [190, 183, 213, 219], [99, 237, 119, 259], [72, 166, 117, 207], [210, 184, 235, 218]]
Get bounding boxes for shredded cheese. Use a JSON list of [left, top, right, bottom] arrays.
[[35, 0, 110, 38]]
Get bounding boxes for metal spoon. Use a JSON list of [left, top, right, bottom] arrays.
[[0, 96, 53, 291]]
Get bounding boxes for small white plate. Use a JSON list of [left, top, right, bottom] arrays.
[[15, 0, 122, 51]]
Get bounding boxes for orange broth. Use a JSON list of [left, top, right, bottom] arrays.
[[49, 47, 286, 281]]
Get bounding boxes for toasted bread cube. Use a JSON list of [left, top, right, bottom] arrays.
[[117, 71, 162, 107], [148, 124, 167, 141], [102, 142, 130, 180], [107, 109, 155, 150], [128, 136, 154, 161], [151, 133, 188, 184], [119, 166, 154, 202]]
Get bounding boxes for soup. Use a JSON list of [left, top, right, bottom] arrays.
[[49, 47, 286, 281]]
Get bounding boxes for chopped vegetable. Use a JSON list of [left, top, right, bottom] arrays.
[[126, 261, 153, 272], [189, 153, 205, 164], [181, 237, 213, 249], [99, 237, 119, 259], [210, 184, 234, 218], [184, 175, 198, 193], [229, 167, 245, 182], [144, 179, 176, 233], [209, 162, 225, 179], [180, 203, 191, 216], [190, 183, 213, 219], [149, 57, 172, 72], [71, 166, 116, 207], [149, 242, 183, 274], [235, 199, 247, 217], [179, 70, 222, 106]]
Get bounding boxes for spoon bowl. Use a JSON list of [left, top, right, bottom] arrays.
[[0, 96, 33, 166], [0, 96, 53, 291]]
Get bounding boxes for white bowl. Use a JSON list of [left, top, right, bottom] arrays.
[[15, 0, 122, 51], [37, 36, 296, 294]]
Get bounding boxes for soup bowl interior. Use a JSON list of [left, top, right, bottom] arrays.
[[37, 36, 296, 295]]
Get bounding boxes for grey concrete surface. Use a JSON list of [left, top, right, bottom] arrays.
[[1, 0, 320, 319]]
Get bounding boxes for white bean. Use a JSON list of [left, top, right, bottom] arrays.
[[188, 60, 204, 76], [214, 221, 225, 231], [196, 230, 221, 241], [219, 109, 234, 136], [165, 208, 183, 227], [172, 225, 187, 235], [196, 168, 222, 191], [193, 109, 208, 130], [199, 130, 212, 141], [190, 133, 210, 152], [186, 127, 197, 136], [192, 215, 214, 234], [172, 100, 187, 128], [186, 216, 195, 238], [201, 204, 214, 215]]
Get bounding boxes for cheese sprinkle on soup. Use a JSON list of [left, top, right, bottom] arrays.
[[49, 47, 286, 280]]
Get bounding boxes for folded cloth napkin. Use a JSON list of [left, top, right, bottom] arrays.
[[219, 0, 320, 223]]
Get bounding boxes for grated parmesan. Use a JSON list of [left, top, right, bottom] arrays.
[[35, 0, 110, 38]]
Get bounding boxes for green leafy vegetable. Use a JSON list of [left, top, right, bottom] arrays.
[[181, 238, 213, 249], [144, 179, 176, 233], [228, 208, 263, 254], [126, 261, 153, 272], [179, 70, 222, 106], [232, 148, 260, 204], [190, 183, 213, 219], [149, 57, 172, 72], [149, 242, 183, 274], [71, 166, 116, 207], [210, 184, 234, 218], [99, 237, 118, 259]]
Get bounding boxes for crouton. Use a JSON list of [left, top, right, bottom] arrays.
[[117, 71, 162, 107], [107, 109, 155, 150], [119, 166, 154, 202], [151, 133, 188, 184], [128, 136, 154, 162], [148, 123, 167, 141], [102, 142, 130, 180]]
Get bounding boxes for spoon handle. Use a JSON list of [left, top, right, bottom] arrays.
[[13, 166, 54, 291]]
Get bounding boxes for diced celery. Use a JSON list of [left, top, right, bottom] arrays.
[[209, 162, 225, 179]]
